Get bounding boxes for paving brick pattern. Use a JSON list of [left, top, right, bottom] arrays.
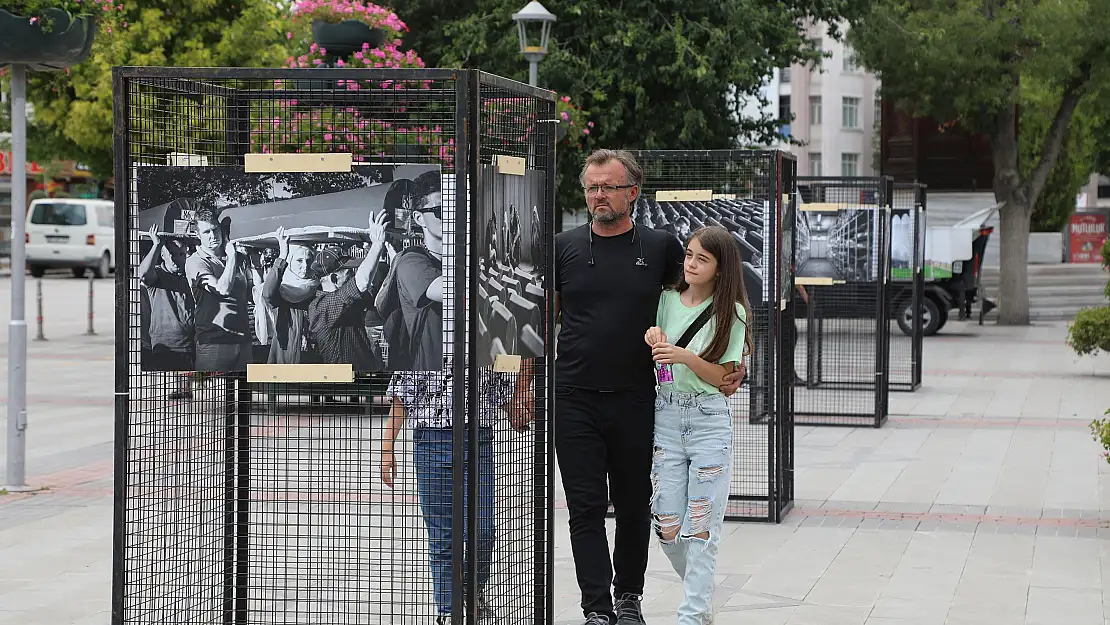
[[2, 277, 1110, 625]]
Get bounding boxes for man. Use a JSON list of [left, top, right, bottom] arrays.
[[139, 224, 195, 398], [376, 170, 444, 370], [306, 211, 390, 372], [185, 204, 253, 372], [548, 149, 745, 625]]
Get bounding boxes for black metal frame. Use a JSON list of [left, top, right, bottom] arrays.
[[627, 149, 795, 523], [111, 67, 555, 625], [793, 176, 894, 428], [889, 182, 926, 392]]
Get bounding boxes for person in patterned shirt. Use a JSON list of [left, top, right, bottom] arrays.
[[382, 359, 516, 625]]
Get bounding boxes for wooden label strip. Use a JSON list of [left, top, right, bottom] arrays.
[[244, 153, 353, 173], [495, 155, 526, 176], [247, 363, 355, 383], [656, 189, 714, 202]]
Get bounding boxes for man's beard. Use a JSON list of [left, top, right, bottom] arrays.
[[591, 204, 627, 225]]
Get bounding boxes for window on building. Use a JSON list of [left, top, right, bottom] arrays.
[[843, 47, 860, 73], [810, 38, 823, 71], [778, 95, 792, 125], [875, 97, 882, 128], [841, 153, 860, 177], [842, 97, 860, 129], [809, 96, 822, 125], [809, 153, 822, 177], [780, 66, 791, 83]]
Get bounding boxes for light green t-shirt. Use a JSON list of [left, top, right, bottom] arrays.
[[655, 289, 747, 395]]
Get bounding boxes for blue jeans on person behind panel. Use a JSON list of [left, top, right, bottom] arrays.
[[413, 426, 496, 615], [650, 390, 733, 625]]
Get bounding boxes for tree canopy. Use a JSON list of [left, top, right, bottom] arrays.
[[16, 0, 293, 177], [391, 0, 855, 210], [846, 0, 1110, 324]]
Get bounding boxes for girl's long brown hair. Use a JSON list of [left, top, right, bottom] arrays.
[[676, 225, 755, 363]]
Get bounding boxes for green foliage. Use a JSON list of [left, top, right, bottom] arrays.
[[18, 0, 294, 177], [1066, 238, 1110, 356], [390, 0, 854, 212], [1090, 408, 1110, 466], [3, 0, 124, 33], [1021, 82, 1099, 232]]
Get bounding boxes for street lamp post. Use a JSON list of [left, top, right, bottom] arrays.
[[512, 1, 556, 87]]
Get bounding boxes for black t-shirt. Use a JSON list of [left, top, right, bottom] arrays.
[[555, 224, 684, 391]]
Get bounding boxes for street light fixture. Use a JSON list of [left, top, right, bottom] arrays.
[[512, 1, 556, 87]]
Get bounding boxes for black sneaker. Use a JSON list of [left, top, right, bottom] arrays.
[[435, 614, 453, 625], [584, 613, 611, 625], [615, 593, 645, 625]]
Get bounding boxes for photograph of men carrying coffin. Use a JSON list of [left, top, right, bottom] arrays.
[[136, 163, 444, 373]]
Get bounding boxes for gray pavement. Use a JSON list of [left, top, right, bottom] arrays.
[[2, 275, 1110, 624]]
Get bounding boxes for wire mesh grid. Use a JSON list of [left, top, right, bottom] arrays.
[[113, 67, 554, 625], [887, 183, 926, 392], [792, 176, 893, 427], [627, 150, 795, 523]]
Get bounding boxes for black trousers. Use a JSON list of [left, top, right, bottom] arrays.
[[554, 385, 655, 620]]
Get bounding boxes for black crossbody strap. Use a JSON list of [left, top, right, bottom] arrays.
[[674, 305, 714, 350]]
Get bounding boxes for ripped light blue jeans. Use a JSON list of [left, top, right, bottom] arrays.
[[650, 389, 733, 625]]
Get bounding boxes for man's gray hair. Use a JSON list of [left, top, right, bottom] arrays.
[[579, 149, 644, 189]]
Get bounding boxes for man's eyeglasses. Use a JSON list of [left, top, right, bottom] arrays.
[[583, 184, 636, 196], [418, 204, 442, 219]]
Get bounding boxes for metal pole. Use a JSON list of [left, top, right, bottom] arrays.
[[35, 278, 46, 342], [86, 274, 96, 335], [528, 60, 538, 87], [6, 64, 30, 490]]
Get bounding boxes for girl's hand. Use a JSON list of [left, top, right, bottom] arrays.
[[652, 342, 691, 365], [645, 326, 667, 347], [381, 449, 397, 488], [276, 226, 289, 259]]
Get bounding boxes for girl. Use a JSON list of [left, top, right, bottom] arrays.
[[260, 225, 320, 364], [643, 225, 754, 625]]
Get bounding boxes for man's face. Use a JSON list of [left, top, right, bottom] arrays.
[[160, 245, 184, 275], [323, 267, 353, 292], [414, 191, 443, 240], [583, 161, 637, 225], [196, 220, 224, 252]]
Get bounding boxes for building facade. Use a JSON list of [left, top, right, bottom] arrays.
[[737, 25, 882, 179]]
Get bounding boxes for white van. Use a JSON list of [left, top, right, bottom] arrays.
[[25, 198, 116, 278]]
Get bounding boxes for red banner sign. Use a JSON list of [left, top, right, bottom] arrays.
[[0, 151, 45, 176], [1068, 213, 1108, 264]]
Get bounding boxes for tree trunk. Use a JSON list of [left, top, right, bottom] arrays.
[[997, 197, 1033, 325], [991, 101, 1032, 326]]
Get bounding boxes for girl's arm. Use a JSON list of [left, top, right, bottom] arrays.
[[680, 354, 738, 389]]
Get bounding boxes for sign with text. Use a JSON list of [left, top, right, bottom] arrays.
[[0, 152, 45, 176], [1068, 212, 1108, 264]]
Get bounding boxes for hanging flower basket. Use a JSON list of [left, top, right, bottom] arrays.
[[310, 18, 384, 59], [0, 8, 96, 71]]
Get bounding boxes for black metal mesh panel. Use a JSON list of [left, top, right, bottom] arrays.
[[888, 183, 926, 392], [473, 71, 555, 625], [793, 176, 893, 427], [112, 67, 554, 625], [627, 150, 795, 523]]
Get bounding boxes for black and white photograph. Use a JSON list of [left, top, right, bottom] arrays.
[[794, 207, 879, 283], [634, 195, 770, 304], [136, 163, 446, 373], [474, 165, 546, 367]]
